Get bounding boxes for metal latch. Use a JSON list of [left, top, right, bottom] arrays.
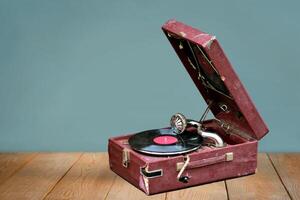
[[225, 152, 234, 161], [140, 166, 163, 178], [122, 149, 130, 168]]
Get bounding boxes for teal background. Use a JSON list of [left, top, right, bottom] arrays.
[[0, 0, 299, 152]]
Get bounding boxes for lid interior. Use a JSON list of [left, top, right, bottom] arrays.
[[164, 32, 255, 138], [178, 38, 231, 98]]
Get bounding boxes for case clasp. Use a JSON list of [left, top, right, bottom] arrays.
[[140, 166, 163, 178], [122, 149, 130, 168], [225, 152, 234, 161]]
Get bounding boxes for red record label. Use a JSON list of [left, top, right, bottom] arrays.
[[153, 136, 178, 145]]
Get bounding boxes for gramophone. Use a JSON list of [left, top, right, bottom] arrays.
[[108, 19, 269, 195]]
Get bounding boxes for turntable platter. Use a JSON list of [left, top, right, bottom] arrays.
[[128, 128, 203, 156]]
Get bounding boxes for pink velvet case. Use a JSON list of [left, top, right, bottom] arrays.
[[108, 19, 269, 195]]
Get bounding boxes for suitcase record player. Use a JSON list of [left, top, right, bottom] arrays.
[[108, 19, 269, 195]]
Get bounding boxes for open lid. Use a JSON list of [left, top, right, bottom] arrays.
[[162, 19, 269, 140]]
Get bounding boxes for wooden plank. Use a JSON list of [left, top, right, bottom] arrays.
[[269, 153, 300, 200], [44, 153, 116, 200], [166, 181, 227, 200], [105, 176, 165, 200], [0, 153, 37, 185], [0, 153, 81, 200], [226, 153, 290, 200]]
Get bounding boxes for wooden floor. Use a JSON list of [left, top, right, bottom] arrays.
[[0, 153, 299, 200]]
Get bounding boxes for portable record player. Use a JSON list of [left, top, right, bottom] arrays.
[[108, 19, 269, 195]]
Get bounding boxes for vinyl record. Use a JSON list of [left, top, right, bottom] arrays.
[[128, 128, 203, 156]]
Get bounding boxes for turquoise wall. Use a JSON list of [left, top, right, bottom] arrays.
[[0, 0, 299, 151]]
